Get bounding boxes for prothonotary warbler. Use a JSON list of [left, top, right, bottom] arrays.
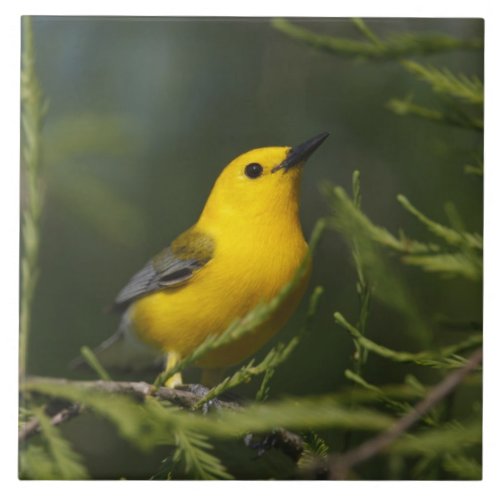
[[86, 132, 329, 388]]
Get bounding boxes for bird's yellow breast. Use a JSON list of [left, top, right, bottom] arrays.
[[129, 217, 310, 369]]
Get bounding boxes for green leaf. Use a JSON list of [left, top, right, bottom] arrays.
[[145, 398, 233, 480], [20, 15, 46, 379], [442, 453, 481, 479], [24, 378, 395, 439], [402, 252, 482, 281], [325, 184, 438, 254], [335, 312, 482, 368], [79, 346, 112, 381], [349, 171, 371, 373], [387, 97, 483, 130], [464, 163, 483, 176], [298, 431, 329, 470], [401, 60, 483, 104], [255, 366, 275, 403], [194, 340, 298, 409], [272, 19, 482, 60], [20, 408, 89, 479], [326, 185, 433, 344], [23, 380, 176, 451], [20, 444, 58, 479], [196, 287, 324, 407], [389, 420, 482, 456], [173, 428, 233, 480], [344, 370, 439, 425], [397, 195, 482, 250], [194, 396, 395, 437]]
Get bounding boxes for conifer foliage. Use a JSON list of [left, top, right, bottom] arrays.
[[19, 18, 483, 479]]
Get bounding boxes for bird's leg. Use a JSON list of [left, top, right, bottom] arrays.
[[173, 369, 226, 414], [163, 351, 183, 388]]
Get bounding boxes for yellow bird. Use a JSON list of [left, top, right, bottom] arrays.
[[89, 133, 328, 388]]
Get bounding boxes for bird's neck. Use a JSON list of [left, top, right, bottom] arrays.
[[197, 199, 304, 246]]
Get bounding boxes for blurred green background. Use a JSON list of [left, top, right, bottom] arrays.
[[25, 17, 483, 477]]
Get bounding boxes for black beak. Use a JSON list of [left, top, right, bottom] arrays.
[[272, 132, 329, 173]]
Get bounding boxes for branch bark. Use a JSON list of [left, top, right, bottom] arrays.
[[19, 403, 81, 442], [19, 378, 239, 443], [325, 347, 483, 479], [20, 377, 304, 461]]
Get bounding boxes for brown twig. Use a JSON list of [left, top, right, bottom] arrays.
[[19, 377, 304, 461], [22, 377, 244, 410], [19, 403, 82, 442], [19, 377, 239, 444], [326, 347, 483, 479]]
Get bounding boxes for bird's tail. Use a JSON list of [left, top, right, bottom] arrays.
[[69, 319, 164, 373]]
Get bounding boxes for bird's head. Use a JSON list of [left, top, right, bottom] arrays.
[[200, 133, 329, 222]]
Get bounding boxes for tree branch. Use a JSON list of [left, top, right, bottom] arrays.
[[19, 403, 81, 442], [20, 377, 304, 462], [19, 377, 239, 443], [325, 347, 483, 479]]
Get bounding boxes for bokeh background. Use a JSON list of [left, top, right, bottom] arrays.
[[24, 17, 483, 478]]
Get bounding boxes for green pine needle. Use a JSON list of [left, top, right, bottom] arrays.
[[442, 453, 482, 479], [326, 183, 433, 344], [402, 252, 482, 281], [325, 184, 440, 254], [20, 408, 89, 479], [387, 97, 483, 130], [196, 396, 394, 436], [350, 171, 371, 373], [335, 312, 482, 368], [255, 367, 275, 402], [173, 428, 233, 480], [344, 370, 437, 425], [464, 164, 483, 176], [388, 420, 481, 456], [401, 60, 483, 104], [194, 339, 300, 409], [344, 369, 382, 393], [196, 285, 325, 408], [24, 379, 396, 439], [352, 18, 383, 46], [20, 17, 483, 480], [397, 195, 482, 250], [298, 431, 330, 470], [80, 346, 112, 381], [272, 19, 482, 60], [20, 16, 47, 378]]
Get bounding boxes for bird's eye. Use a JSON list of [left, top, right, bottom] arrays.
[[244, 163, 263, 179]]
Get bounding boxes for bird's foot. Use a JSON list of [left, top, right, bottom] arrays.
[[177, 383, 221, 414], [243, 431, 281, 458]]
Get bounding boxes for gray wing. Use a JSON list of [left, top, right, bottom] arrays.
[[113, 247, 205, 311]]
